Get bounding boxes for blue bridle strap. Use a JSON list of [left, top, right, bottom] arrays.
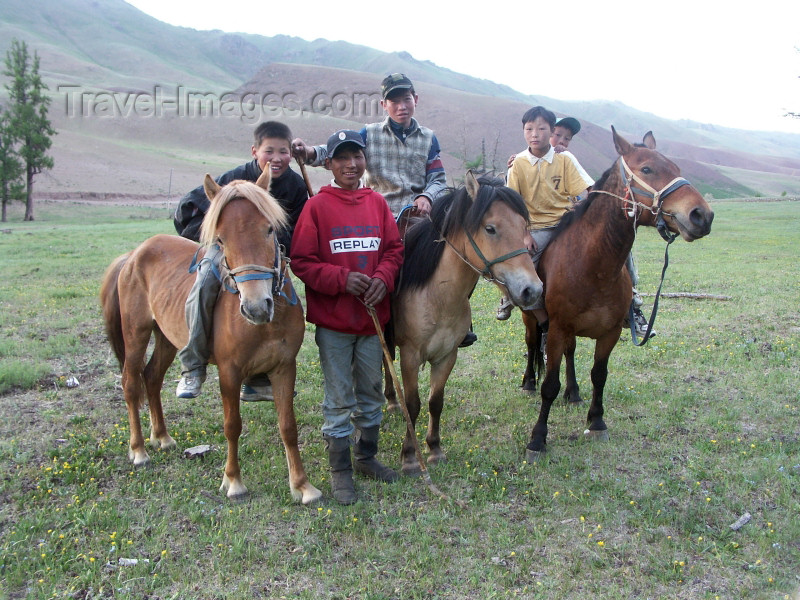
[[193, 236, 297, 306]]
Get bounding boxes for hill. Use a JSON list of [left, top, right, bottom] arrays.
[[2, 0, 799, 198]]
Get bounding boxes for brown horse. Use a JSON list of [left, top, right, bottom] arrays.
[[100, 170, 321, 503], [521, 128, 714, 462], [392, 172, 543, 474]]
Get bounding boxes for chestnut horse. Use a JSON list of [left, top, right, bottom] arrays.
[[392, 172, 542, 474], [521, 128, 714, 462], [100, 170, 321, 504]]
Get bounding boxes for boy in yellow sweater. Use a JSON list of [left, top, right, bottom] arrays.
[[504, 106, 592, 327]]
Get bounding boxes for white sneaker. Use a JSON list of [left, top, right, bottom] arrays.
[[632, 288, 644, 308], [176, 375, 205, 398], [632, 308, 656, 339]]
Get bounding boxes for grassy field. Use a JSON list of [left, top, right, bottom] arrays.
[[0, 199, 798, 599]]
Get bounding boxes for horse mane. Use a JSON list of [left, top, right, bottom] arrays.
[[199, 180, 288, 247], [399, 176, 529, 291], [549, 165, 615, 238]]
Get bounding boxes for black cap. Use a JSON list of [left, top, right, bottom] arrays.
[[381, 73, 414, 99], [326, 129, 365, 158], [555, 116, 581, 135]]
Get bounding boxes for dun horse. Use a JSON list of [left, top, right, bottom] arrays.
[[100, 171, 321, 504], [392, 172, 542, 474], [521, 128, 714, 462]]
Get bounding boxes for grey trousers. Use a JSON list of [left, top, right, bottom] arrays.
[[315, 327, 384, 438], [179, 245, 223, 378]]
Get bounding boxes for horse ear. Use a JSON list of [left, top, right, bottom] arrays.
[[611, 126, 633, 156], [255, 165, 272, 191], [465, 169, 480, 201], [642, 131, 656, 150], [203, 174, 221, 201]]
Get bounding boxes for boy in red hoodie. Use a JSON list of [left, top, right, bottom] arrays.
[[290, 130, 404, 505]]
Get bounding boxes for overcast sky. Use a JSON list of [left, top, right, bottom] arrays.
[[126, 0, 800, 136]]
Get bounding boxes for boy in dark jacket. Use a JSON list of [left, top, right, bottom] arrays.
[[290, 130, 404, 504], [173, 121, 308, 400]]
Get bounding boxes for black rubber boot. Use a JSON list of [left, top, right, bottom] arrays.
[[324, 434, 356, 505], [353, 426, 399, 483]]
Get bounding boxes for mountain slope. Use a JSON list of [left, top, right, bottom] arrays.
[[1, 0, 798, 197]]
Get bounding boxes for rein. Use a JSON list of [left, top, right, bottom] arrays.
[[628, 236, 674, 346]]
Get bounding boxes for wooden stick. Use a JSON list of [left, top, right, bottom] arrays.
[[362, 301, 466, 508], [640, 292, 731, 301], [296, 156, 314, 197]]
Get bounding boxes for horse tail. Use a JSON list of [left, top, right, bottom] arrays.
[[100, 254, 129, 371]]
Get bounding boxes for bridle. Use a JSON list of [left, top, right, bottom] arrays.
[[618, 156, 690, 242], [422, 206, 530, 286], [615, 156, 694, 346], [463, 230, 530, 284], [189, 235, 298, 305]]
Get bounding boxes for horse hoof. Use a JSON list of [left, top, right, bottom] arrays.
[[220, 475, 248, 500], [227, 490, 249, 504], [525, 448, 545, 464], [385, 401, 401, 414], [521, 381, 537, 393], [295, 484, 323, 505], [584, 429, 609, 442], [401, 463, 423, 478], [129, 449, 150, 466], [151, 435, 176, 450], [427, 452, 446, 466]]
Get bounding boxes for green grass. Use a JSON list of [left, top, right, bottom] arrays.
[[0, 199, 798, 599]]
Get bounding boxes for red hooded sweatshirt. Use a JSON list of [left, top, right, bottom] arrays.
[[290, 184, 403, 336]]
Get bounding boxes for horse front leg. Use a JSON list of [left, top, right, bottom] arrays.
[[217, 368, 246, 499], [526, 328, 565, 462], [398, 350, 423, 476], [562, 336, 583, 404], [584, 335, 617, 442], [425, 351, 458, 466], [521, 310, 542, 392], [143, 329, 177, 452], [270, 365, 322, 505]]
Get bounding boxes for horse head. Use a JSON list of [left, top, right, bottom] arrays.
[[459, 171, 543, 310], [612, 127, 714, 242], [200, 169, 288, 324]]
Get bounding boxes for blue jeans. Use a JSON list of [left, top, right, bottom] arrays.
[[315, 327, 384, 438]]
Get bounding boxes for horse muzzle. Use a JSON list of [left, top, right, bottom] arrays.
[[239, 293, 275, 325], [508, 277, 544, 312], [668, 205, 715, 241]]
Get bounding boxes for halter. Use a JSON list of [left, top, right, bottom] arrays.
[[616, 156, 693, 345], [398, 203, 529, 285], [464, 231, 530, 282], [189, 236, 298, 305], [618, 156, 690, 242]]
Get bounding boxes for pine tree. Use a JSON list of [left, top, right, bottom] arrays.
[[3, 39, 55, 221], [0, 107, 25, 222]]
